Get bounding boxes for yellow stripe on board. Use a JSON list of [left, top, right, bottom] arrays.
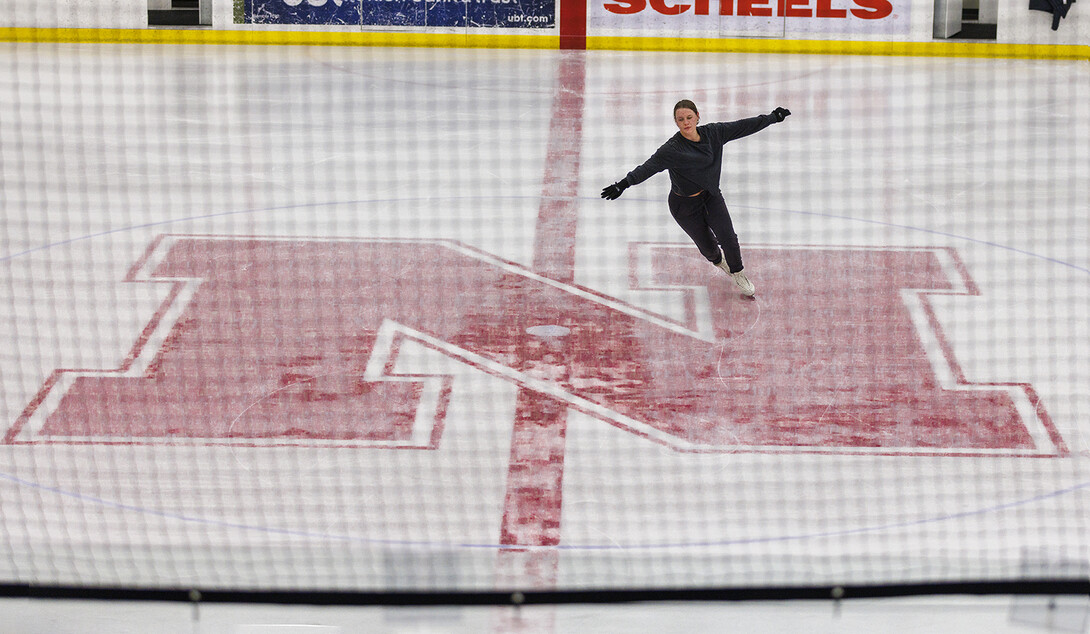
[[2, 26, 1087, 60], [0, 27, 560, 50]]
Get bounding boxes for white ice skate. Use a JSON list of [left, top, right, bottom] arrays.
[[714, 259, 755, 296]]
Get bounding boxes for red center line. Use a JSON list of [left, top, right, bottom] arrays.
[[559, 0, 588, 50], [532, 52, 587, 283], [496, 52, 586, 593]]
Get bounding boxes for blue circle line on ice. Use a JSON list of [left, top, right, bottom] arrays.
[[1, 468, 1089, 551], [2, 194, 1087, 552], [2, 195, 1088, 276]]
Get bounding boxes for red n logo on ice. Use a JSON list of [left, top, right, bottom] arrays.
[[7, 235, 1065, 456]]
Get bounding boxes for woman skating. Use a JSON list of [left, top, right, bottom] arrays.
[[601, 100, 790, 297]]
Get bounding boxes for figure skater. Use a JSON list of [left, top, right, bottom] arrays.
[[601, 100, 791, 296]]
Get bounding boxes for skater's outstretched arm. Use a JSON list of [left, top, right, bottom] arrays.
[[707, 107, 791, 144], [601, 144, 675, 200]]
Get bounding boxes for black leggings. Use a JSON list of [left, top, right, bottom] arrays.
[[667, 190, 744, 273]]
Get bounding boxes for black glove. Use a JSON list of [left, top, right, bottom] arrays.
[[770, 107, 791, 122], [601, 179, 629, 200]]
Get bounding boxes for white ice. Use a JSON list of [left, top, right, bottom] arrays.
[[0, 42, 1088, 632]]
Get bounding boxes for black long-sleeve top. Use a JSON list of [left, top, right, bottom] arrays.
[[624, 115, 776, 196]]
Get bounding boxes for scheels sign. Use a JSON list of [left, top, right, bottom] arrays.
[[603, 0, 892, 18]]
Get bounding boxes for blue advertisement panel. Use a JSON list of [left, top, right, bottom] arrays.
[[464, 0, 555, 28], [361, 0, 554, 27], [244, 0, 553, 27], [359, 0, 425, 26], [246, 0, 362, 25]]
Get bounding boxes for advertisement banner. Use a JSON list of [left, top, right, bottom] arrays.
[[244, 0, 554, 28], [362, 0, 555, 28], [591, 0, 908, 35], [246, 0, 362, 24]]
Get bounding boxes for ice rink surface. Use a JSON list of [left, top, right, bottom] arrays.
[[0, 42, 1088, 631]]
